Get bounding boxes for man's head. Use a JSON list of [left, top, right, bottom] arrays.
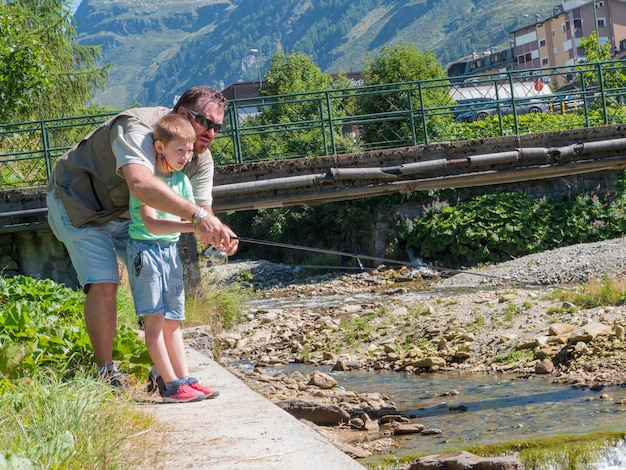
[[174, 86, 229, 155]]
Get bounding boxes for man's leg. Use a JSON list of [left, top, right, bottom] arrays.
[[47, 190, 129, 368], [84, 282, 118, 367]]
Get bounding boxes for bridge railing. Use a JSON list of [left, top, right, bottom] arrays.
[[2, 60, 626, 189]]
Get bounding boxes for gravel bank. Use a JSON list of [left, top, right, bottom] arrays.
[[437, 236, 626, 288]]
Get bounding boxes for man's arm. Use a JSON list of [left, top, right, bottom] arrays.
[[122, 163, 234, 247]]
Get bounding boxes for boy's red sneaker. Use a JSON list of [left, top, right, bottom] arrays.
[[187, 378, 220, 399], [162, 383, 206, 403]]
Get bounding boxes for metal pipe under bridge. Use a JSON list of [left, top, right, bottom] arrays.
[[3, 124, 626, 232]]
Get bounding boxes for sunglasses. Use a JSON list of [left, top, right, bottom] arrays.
[[184, 107, 222, 133]]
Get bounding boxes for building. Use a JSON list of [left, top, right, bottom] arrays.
[[447, 46, 518, 81], [512, 0, 626, 71]]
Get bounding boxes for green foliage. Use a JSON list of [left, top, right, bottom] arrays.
[[0, 372, 159, 469], [185, 280, 248, 332], [0, 0, 107, 122], [357, 43, 452, 147], [0, 275, 149, 378], [466, 432, 626, 470], [577, 33, 626, 109], [225, 198, 387, 265], [396, 177, 626, 267], [236, 51, 358, 161], [551, 276, 626, 309]]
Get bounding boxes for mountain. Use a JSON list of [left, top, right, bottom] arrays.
[[74, 0, 557, 109]]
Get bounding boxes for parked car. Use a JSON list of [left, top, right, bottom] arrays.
[[455, 98, 550, 122], [548, 94, 585, 113], [451, 98, 495, 118]]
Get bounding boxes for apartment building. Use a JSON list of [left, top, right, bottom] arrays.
[[512, 0, 626, 71]]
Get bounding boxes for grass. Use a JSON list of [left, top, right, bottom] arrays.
[[466, 432, 626, 470], [1, 263, 251, 469], [0, 371, 162, 469], [551, 276, 626, 309], [184, 275, 250, 332]]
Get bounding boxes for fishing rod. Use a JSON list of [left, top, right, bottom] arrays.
[[230, 236, 510, 281]]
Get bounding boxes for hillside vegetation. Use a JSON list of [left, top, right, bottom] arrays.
[[74, 0, 557, 109]]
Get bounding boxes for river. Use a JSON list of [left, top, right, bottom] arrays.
[[258, 363, 626, 469], [237, 281, 626, 469]]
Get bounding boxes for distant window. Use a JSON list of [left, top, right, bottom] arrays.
[[541, 58, 549, 65], [469, 59, 483, 70], [573, 19, 582, 28], [539, 39, 547, 47], [597, 17, 606, 27], [620, 38, 626, 52], [595, 1, 605, 7]]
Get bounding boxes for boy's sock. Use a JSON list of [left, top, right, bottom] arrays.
[[164, 378, 185, 394]]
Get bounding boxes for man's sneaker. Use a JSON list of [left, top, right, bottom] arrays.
[[146, 365, 165, 395], [162, 383, 206, 403], [187, 377, 220, 399], [97, 368, 125, 389]]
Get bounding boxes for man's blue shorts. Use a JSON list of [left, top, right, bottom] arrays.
[[126, 238, 185, 320], [47, 189, 129, 291]]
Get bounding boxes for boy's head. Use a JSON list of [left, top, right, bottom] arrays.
[[153, 115, 196, 173]]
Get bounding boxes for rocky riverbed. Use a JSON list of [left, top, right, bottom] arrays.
[[204, 237, 626, 463]]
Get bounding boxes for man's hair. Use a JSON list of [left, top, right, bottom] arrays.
[[153, 114, 196, 145], [173, 86, 229, 112]]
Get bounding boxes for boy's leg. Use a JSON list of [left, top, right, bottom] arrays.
[[163, 319, 190, 378], [143, 314, 179, 384], [162, 317, 220, 399]]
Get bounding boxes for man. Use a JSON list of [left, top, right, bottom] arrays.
[[46, 86, 239, 384]]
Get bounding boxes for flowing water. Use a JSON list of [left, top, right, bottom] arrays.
[[243, 286, 626, 468], [259, 364, 626, 468]]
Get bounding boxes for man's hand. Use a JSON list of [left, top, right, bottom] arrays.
[[194, 213, 239, 255]]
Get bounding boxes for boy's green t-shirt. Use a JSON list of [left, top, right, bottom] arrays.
[[129, 171, 194, 242]]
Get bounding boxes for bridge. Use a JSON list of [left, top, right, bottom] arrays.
[[3, 60, 626, 286]]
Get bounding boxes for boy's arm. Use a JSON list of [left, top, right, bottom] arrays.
[[139, 205, 195, 235]]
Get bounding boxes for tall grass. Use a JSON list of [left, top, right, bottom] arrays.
[[0, 371, 163, 469], [184, 273, 250, 332], [551, 276, 626, 308]]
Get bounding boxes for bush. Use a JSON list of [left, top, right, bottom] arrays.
[[0, 275, 150, 379], [396, 175, 626, 267]]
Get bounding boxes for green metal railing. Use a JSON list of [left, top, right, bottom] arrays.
[[3, 60, 626, 190]]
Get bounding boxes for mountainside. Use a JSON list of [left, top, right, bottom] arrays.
[[74, 0, 557, 109]]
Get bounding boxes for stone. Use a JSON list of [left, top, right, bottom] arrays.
[[307, 370, 337, 389], [407, 450, 524, 469], [361, 413, 379, 432], [413, 357, 446, 368], [535, 359, 554, 374], [568, 322, 611, 343], [274, 398, 350, 426], [392, 423, 425, 435], [548, 323, 576, 336]]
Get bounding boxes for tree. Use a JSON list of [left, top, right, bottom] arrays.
[[0, 0, 108, 122], [242, 51, 356, 160], [357, 43, 452, 147], [578, 32, 626, 108]]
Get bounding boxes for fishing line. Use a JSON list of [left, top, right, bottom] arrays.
[[231, 236, 511, 282]]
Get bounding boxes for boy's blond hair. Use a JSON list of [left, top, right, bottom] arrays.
[[153, 114, 196, 145]]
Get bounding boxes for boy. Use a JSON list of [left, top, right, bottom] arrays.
[[127, 114, 220, 403]]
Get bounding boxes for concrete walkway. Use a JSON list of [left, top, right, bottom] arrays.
[[145, 348, 366, 470]]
